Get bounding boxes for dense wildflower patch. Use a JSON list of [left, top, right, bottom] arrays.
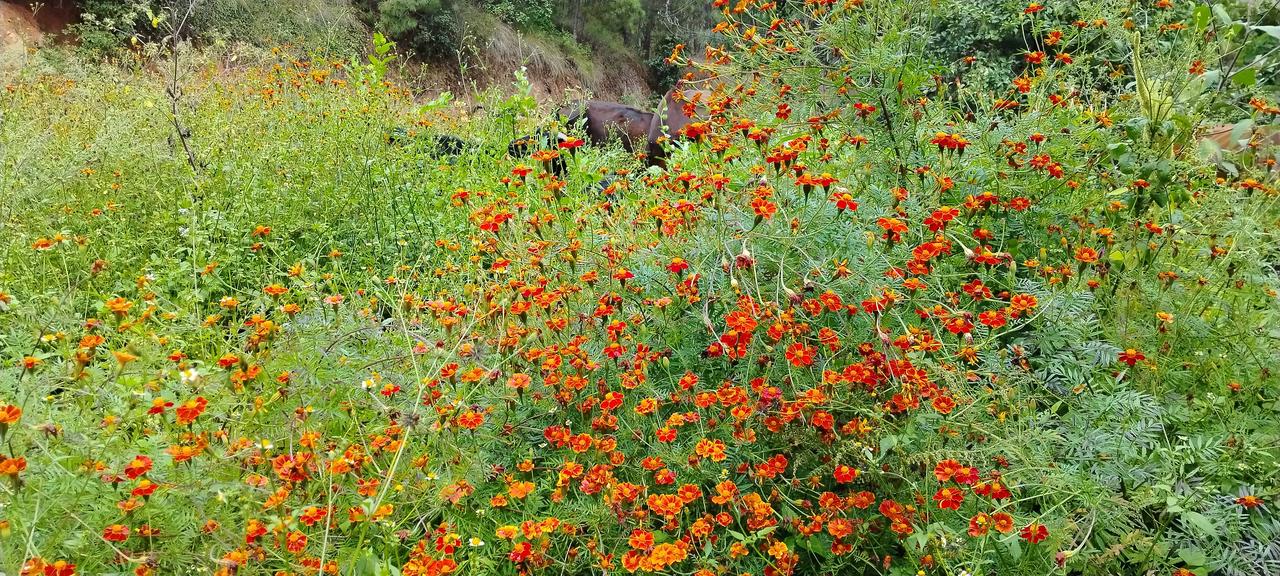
[[2, 1, 1278, 576]]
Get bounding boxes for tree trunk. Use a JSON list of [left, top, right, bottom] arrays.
[[642, 0, 657, 58]]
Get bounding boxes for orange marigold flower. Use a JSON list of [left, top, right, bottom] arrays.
[[833, 464, 859, 483], [1020, 522, 1048, 543], [695, 438, 727, 462], [131, 478, 158, 497], [286, 530, 307, 553], [0, 456, 27, 476], [968, 512, 991, 536], [992, 512, 1015, 533], [934, 459, 962, 481], [147, 398, 173, 415], [105, 297, 134, 316], [784, 342, 816, 367], [933, 487, 964, 510], [0, 403, 21, 425], [1235, 495, 1264, 509], [1073, 246, 1099, 264], [457, 410, 485, 430], [175, 396, 208, 426], [102, 524, 130, 543], [123, 455, 152, 479], [44, 560, 77, 576], [1118, 348, 1146, 366]]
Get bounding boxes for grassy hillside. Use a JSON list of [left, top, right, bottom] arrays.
[[12, 0, 712, 102]]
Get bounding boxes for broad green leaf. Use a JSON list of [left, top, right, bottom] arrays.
[[1178, 547, 1208, 566], [1212, 4, 1233, 26], [1181, 511, 1217, 536], [1006, 538, 1023, 561], [1231, 119, 1255, 145], [755, 526, 778, 538], [1254, 25, 1280, 40], [1231, 68, 1257, 87], [1193, 5, 1211, 30]]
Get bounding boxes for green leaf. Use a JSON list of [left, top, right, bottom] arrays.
[[1192, 5, 1211, 30], [1212, 4, 1233, 26], [1006, 538, 1023, 561], [879, 435, 898, 455], [351, 551, 381, 576], [1231, 67, 1257, 87], [1181, 511, 1218, 536], [1231, 119, 1255, 145], [907, 530, 929, 551], [1178, 546, 1208, 566], [1254, 25, 1280, 40], [797, 535, 834, 558]]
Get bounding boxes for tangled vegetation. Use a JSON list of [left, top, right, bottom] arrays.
[[1, 1, 1278, 576]]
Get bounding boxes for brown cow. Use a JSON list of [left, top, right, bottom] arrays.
[[513, 88, 719, 171], [557, 88, 720, 168], [662, 88, 714, 140], [559, 100, 664, 165], [1195, 123, 1280, 178]]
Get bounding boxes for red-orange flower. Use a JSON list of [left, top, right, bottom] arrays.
[[102, 524, 130, 543], [457, 410, 485, 430], [123, 455, 152, 480], [286, 530, 308, 553], [1118, 348, 1146, 366], [1073, 246, 1099, 264], [968, 512, 991, 536], [44, 560, 77, 576], [175, 397, 207, 426], [933, 487, 965, 510], [1235, 495, 1264, 509], [833, 464, 858, 483], [1020, 522, 1048, 543], [0, 403, 21, 425], [784, 342, 816, 367]]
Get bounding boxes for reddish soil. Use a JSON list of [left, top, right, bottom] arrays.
[[1, 0, 76, 53]]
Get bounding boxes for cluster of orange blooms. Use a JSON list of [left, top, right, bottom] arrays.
[[3, 0, 1278, 575]]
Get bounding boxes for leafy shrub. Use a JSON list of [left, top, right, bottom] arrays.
[[359, 0, 461, 58], [68, 0, 159, 58], [186, 0, 366, 55], [646, 35, 683, 92], [481, 0, 556, 31], [67, 0, 364, 58], [2, 2, 1279, 576]]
